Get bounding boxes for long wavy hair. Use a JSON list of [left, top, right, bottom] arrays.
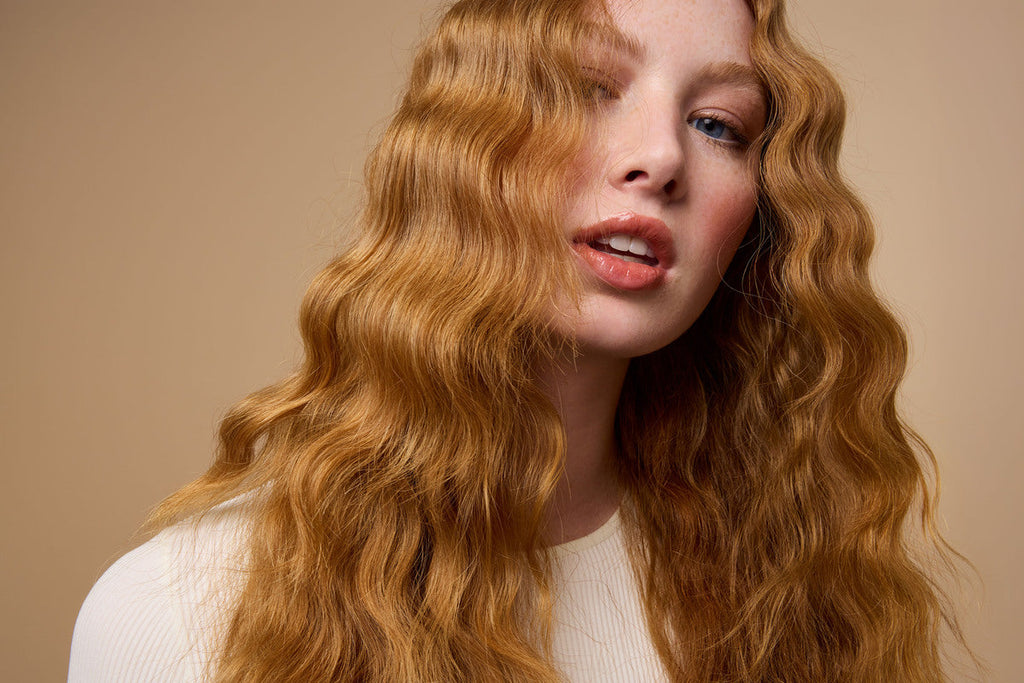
[[147, 0, 971, 680]]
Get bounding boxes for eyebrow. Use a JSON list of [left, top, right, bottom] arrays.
[[693, 61, 766, 98], [604, 31, 645, 61], [586, 28, 646, 62], [588, 30, 765, 99]]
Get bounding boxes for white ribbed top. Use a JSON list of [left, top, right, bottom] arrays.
[[550, 509, 668, 681], [69, 500, 668, 682], [69, 496, 251, 682]]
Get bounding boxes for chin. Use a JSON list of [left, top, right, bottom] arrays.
[[574, 332, 680, 360], [569, 309, 692, 360], [550, 282, 711, 360]]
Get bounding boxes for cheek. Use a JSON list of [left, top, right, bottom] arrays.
[[694, 171, 758, 262], [564, 142, 610, 219]]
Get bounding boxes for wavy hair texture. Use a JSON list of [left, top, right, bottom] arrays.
[[147, 0, 971, 680]]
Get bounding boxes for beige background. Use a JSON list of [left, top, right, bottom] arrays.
[[1, 0, 1020, 680]]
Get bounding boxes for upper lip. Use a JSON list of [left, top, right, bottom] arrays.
[[572, 212, 676, 268]]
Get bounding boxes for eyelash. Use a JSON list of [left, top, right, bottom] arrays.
[[581, 69, 622, 101], [688, 114, 748, 149], [581, 68, 750, 150]]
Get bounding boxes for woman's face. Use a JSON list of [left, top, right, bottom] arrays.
[[559, 0, 766, 358]]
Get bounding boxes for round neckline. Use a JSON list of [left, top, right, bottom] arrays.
[[549, 507, 622, 555]]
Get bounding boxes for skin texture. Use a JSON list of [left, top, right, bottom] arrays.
[[562, 0, 766, 359], [542, 0, 767, 543]]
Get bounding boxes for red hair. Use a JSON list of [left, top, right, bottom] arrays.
[[146, 0, 973, 680]]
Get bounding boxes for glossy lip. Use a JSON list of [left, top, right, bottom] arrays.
[[571, 212, 676, 291]]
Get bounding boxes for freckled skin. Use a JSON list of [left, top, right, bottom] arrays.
[[558, 0, 767, 359]]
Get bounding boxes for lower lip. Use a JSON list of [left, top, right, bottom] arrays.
[[573, 243, 666, 290]]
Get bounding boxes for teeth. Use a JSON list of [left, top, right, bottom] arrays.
[[629, 236, 654, 258], [598, 234, 655, 259], [608, 234, 631, 252]]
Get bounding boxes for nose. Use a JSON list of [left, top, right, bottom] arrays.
[[608, 103, 686, 202]]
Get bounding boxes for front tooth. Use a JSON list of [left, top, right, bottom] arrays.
[[628, 236, 649, 256], [644, 243, 656, 258], [608, 235, 631, 251]]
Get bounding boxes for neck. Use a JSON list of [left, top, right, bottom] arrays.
[[537, 349, 630, 545]]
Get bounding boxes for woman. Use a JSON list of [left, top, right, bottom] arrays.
[[69, 0, 969, 680]]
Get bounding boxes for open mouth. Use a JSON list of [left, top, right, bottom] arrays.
[[571, 212, 674, 291], [586, 233, 659, 266]]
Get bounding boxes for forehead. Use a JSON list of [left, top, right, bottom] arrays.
[[601, 0, 756, 66]]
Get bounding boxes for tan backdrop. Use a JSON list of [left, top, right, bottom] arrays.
[[2, 1, 1020, 680]]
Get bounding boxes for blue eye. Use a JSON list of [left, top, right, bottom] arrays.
[[692, 117, 729, 139], [690, 116, 744, 145]]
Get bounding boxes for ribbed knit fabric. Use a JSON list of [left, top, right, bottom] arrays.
[[69, 495, 252, 682], [550, 509, 668, 681], [69, 499, 668, 682]]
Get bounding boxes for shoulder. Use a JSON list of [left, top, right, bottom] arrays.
[[68, 493, 257, 682]]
